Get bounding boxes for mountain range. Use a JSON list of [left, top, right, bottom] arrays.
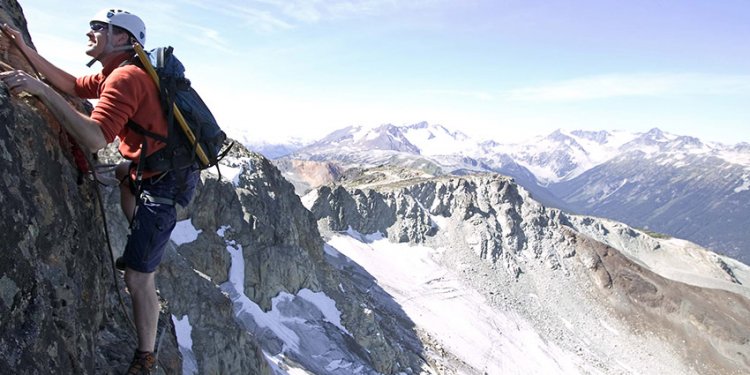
[[261, 122, 750, 264]]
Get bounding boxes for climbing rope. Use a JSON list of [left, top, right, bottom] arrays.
[[85, 155, 138, 332], [86, 159, 170, 371]]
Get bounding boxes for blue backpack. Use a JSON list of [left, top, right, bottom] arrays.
[[128, 46, 232, 175]]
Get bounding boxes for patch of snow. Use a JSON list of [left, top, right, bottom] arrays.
[[403, 124, 476, 156], [325, 359, 353, 372], [300, 190, 319, 210], [600, 319, 620, 336], [633, 144, 662, 156], [599, 179, 628, 201], [172, 314, 198, 375], [734, 175, 750, 193], [497, 129, 637, 183], [209, 156, 249, 186], [577, 129, 635, 158], [220, 236, 302, 352], [171, 219, 202, 245], [561, 318, 575, 332], [515, 159, 561, 185], [192, 269, 212, 282], [326, 231, 584, 374], [430, 214, 450, 230], [343, 226, 385, 242], [351, 126, 372, 142], [220, 231, 356, 370], [671, 160, 688, 168], [297, 289, 351, 335], [323, 244, 340, 258], [217, 225, 230, 237], [614, 360, 637, 374], [717, 150, 750, 167], [264, 351, 315, 375]]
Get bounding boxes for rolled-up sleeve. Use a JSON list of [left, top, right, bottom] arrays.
[[74, 73, 103, 99]]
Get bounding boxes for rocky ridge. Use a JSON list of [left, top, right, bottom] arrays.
[[307, 171, 750, 374], [551, 148, 750, 262]]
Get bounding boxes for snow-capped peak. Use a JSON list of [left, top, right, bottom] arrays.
[[400, 122, 475, 156], [503, 129, 638, 184], [570, 129, 612, 144]]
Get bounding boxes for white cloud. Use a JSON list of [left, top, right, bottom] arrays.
[[181, 23, 232, 52], [259, 0, 398, 22], [422, 89, 495, 101], [175, 0, 443, 31], [505, 73, 750, 102], [176, 0, 294, 33], [222, 4, 296, 32]]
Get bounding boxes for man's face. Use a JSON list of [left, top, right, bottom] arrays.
[[85, 22, 109, 57]]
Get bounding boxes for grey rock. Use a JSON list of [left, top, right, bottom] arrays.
[[309, 169, 750, 374]]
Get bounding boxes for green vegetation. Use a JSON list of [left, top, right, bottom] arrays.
[[640, 228, 672, 239]]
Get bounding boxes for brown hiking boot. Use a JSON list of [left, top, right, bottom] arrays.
[[126, 350, 156, 374]]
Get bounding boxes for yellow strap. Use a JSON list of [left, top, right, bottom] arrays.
[[133, 44, 210, 166]]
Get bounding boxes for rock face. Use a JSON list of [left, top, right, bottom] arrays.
[[308, 172, 750, 374], [0, 81, 111, 373], [311, 174, 566, 277], [274, 158, 342, 195], [0, 4, 146, 373], [172, 148, 425, 374]]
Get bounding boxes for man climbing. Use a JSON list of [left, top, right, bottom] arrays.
[[0, 9, 198, 374]]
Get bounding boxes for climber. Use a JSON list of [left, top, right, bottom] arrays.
[[0, 9, 198, 374]]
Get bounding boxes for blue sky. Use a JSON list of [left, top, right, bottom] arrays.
[[19, 0, 750, 144]]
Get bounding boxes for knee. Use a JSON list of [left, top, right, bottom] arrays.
[[124, 269, 155, 291], [115, 162, 132, 186]]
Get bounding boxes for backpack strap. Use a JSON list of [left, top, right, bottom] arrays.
[[126, 120, 169, 143], [126, 119, 169, 183]]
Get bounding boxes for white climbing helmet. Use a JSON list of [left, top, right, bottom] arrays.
[[90, 8, 146, 46]]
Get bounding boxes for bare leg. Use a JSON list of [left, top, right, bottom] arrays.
[[118, 161, 158, 352], [115, 162, 136, 222], [124, 268, 159, 352]]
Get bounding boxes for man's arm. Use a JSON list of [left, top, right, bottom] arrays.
[[0, 69, 107, 152], [1, 23, 78, 96]]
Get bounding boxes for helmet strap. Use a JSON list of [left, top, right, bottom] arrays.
[[85, 23, 134, 68]]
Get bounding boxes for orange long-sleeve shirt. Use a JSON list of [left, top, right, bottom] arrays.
[[75, 52, 168, 178]]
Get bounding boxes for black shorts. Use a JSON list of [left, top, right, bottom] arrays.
[[122, 166, 199, 273]]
